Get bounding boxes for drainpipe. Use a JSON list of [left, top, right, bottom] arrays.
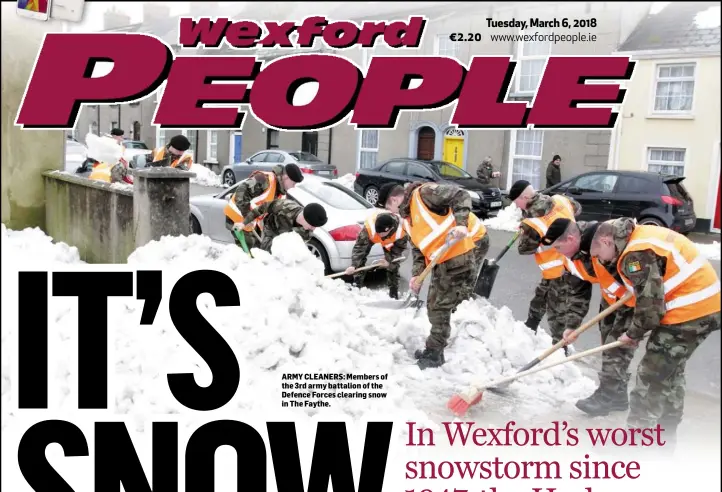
[[327, 127, 333, 165]]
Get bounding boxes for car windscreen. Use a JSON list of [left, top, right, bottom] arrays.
[[289, 152, 322, 162], [665, 181, 692, 202], [299, 181, 372, 210], [433, 162, 472, 178]]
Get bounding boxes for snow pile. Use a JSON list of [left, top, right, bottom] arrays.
[[483, 203, 522, 231], [696, 241, 721, 261], [336, 173, 356, 191], [694, 5, 721, 29], [2, 226, 597, 436], [190, 164, 226, 188], [110, 182, 134, 192]]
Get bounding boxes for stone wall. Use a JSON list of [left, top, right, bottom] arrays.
[[43, 168, 194, 263]]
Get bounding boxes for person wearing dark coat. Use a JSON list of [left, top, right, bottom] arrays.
[[545, 154, 562, 188]]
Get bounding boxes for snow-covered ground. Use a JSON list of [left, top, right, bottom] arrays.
[[483, 203, 522, 231], [1, 224, 596, 436], [190, 164, 226, 188], [336, 173, 356, 191], [697, 241, 721, 261]]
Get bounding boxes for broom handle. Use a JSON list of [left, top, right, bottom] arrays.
[[518, 291, 634, 371], [326, 257, 406, 278], [481, 340, 626, 391], [493, 229, 521, 263]]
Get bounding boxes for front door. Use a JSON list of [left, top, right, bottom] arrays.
[[443, 136, 463, 168], [233, 133, 243, 163]]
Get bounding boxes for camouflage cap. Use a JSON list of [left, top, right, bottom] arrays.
[[594, 217, 636, 258]]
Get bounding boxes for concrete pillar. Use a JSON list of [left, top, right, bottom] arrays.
[[133, 168, 196, 249], [1, 4, 66, 229]]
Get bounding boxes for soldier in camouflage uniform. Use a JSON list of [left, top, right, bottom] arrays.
[[239, 198, 328, 253], [345, 183, 408, 298], [543, 217, 635, 417], [225, 164, 304, 249], [508, 180, 592, 351], [476, 156, 500, 185], [400, 182, 477, 370], [591, 219, 721, 446]]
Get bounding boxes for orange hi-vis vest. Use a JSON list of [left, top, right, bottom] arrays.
[[468, 213, 487, 243], [153, 147, 193, 169], [618, 225, 721, 325], [403, 185, 475, 265], [522, 195, 576, 280], [592, 257, 636, 307], [224, 171, 281, 229], [365, 211, 406, 251], [89, 162, 113, 183]]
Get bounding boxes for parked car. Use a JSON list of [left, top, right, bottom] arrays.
[[220, 150, 338, 186], [65, 140, 87, 172], [354, 158, 503, 218], [542, 170, 697, 233], [122, 140, 152, 162], [189, 174, 383, 273]]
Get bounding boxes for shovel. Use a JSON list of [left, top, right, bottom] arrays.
[[487, 291, 634, 395], [232, 229, 254, 258], [363, 236, 459, 310], [447, 339, 626, 417], [474, 229, 521, 298], [326, 257, 406, 279]]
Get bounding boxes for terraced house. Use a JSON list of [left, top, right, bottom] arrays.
[[74, 1, 652, 190]]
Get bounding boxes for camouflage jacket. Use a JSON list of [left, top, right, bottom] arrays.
[[518, 193, 582, 255], [242, 198, 312, 246], [404, 184, 472, 277], [605, 217, 667, 340], [233, 165, 287, 218], [476, 162, 495, 185], [110, 162, 131, 184], [351, 213, 408, 270]]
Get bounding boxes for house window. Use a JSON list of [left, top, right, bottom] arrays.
[[266, 129, 280, 149], [206, 130, 218, 162], [647, 147, 685, 176], [510, 129, 544, 189], [653, 63, 695, 113], [359, 130, 380, 169], [516, 29, 552, 93], [435, 35, 460, 58]]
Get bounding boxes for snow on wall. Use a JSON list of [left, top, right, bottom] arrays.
[[1, 225, 596, 438]]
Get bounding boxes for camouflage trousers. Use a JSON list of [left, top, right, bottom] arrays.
[[354, 250, 402, 298], [463, 235, 491, 298], [597, 299, 636, 397], [627, 312, 721, 429], [527, 274, 592, 344], [425, 250, 476, 350]]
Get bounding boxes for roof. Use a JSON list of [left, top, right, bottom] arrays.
[[618, 2, 721, 53]]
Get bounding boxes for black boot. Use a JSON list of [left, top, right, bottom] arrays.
[[608, 389, 629, 412], [575, 385, 604, 413], [389, 286, 399, 300], [576, 387, 628, 417], [525, 317, 541, 333], [416, 348, 445, 370]]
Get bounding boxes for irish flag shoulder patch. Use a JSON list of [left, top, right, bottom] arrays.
[[627, 260, 642, 273]]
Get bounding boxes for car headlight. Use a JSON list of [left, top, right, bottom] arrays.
[[466, 190, 480, 200]]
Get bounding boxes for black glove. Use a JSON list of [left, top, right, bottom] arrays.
[[524, 317, 541, 333]]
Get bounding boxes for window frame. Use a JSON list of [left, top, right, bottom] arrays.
[[205, 130, 219, 163], [514, 27, 553, 94], [434, 34, 461, 58], [650, 62, 696, 117], [646, 147, 687, 177], [507, 129, 545, 190]]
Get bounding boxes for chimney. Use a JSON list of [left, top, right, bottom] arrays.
[[189, 1, 219, 17], [142, 3, 171, 24], [103, 8, 132, 30]]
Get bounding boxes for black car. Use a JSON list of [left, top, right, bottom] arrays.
[[354, 158, 503, 218], [543, 170, 697, 233]]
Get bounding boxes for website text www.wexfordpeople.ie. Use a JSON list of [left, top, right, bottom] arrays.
[[489, 31, 598, 44]]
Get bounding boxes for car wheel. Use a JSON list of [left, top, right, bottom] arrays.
[[306, 238, 331, 274], [223, 170, 236, 186], [364, 186, 379, 205], [190, 215, 202, 235], [639, 217, 665, 226]]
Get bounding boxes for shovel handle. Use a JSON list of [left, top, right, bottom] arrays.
[[493, 229, 521, 264], [519, 291, 634, 371], [414, 235, 461, 287], [326, 257, 406, 278]]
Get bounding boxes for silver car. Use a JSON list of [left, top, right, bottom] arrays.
[[220, 150, 338, 186], [189, 174, 384, 273]]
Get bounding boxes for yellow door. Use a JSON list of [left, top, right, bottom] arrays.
[[442, 136, 464, 168]]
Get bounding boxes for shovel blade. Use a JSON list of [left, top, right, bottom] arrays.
[[474, 260, 500, 298], [364, 292, 418, 310]]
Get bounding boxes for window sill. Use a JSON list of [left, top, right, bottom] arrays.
[[204, 159, 219, 165], [646, 113, 695, 120]]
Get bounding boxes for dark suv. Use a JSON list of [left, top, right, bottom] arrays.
[[354, 158, 503, 218], [543, 170, 697, 233]]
